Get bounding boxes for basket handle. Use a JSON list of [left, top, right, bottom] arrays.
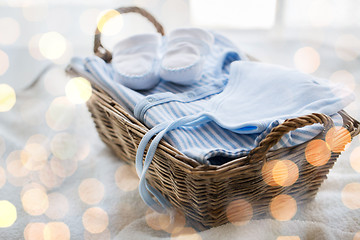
[[94, 6, 165, 63], [248, 113, 334, 164]]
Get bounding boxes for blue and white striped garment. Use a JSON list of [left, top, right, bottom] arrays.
[[70, 31, 345, 166]]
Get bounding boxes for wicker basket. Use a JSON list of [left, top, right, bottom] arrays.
[[71, 6, 360, 229]]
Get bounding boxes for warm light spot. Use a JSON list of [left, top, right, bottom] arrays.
[[21, 143, 48, 171], [50, 132, 78, 160], [270, 194, 297, 221], [21, 183, 46, 198], [65, 77, 92, 104], [350, 147, 360, 173], [78, 178, 105, 205], [0, 200, 17, 228], [50, 157, 77, 178], [84, 228, 111, 240], [115, 164, 139, 191], [273, 160, 299, 187], [74, 141, 91, 161], [43, 67, 67, 96], [0, 84, 16, 112], [0, 17, 20, 45], [51, 41, 73, 65], [43, 222, 70, 240], [0, 167, 6, 188], [6, 151, 29, 178], [226, 199, 253, 226], [39, 32, 67, 60], [0, 50, 9, 76], [38, 164, 64, 189], [22, 0, 48, 22], [294, 47, 320, 73], [335, 34, 360, 61], [305, 139, 331, 166], [354, 232, 360, 240], [28, 34, 45, 60], [262, 160, 299, 187], [0, 136, 5, 158], [308, 0, 334, 27], [22, 188, 49, 215], [330, 70, 356, 91], [145, 208, 162, 231], [341, 182, 360, 209], [79, 9, 101, 36], [82, 207, 109, 234], [24, 222, 45, 240], [156, 210, 186, 234], [171, 227, 202, 240], [46, 97, 75, 131], [277, 237, 301, 240], [325, 127, 352, 152], [45, 193, 69, 220], [96, 9, 123, 36]]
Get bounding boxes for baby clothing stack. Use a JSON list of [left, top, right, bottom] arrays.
[[69, 28, 354, 213]]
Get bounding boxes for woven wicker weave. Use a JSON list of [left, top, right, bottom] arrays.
[[70, 6, 360, 229]]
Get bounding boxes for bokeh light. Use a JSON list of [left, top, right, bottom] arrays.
[[0, 84, 16, 112], [354, 232, 360, 240], [277, 237, 301, 240], [46, 97, 75, 131], [335, 34, 360, 61], [305, 139, 331, 166], [43, 222, 70, 240], [0, 200, 17, 228], [50, 132, 78, 160], [350, 147, 360, 173], [21, 183, 46, 198], [39, 163, 64, 189], [65, 77, 92, 104], [170, 227, 202, 240], [96, 9, 123, 36], [270, 194, 297, 221], [0, 17, 20, 45], [330, 70, 356, 91], [21, 143, 49, 171], [82, 207, 109, 234], [24, 222, 45, 240], [74, 141, 91, 161], [294, 47, 320, 73], [0, 50, 9, 76], [262, 160, 299, 187], [84, 228, 111, 240], [146, 209, 186, 234], [115, 164, 139, 191], [79, 9, 101, 36], [226, 199, 253, 226], [50, 157, 77, 178], [325, 126, 352, 153], [22, 0, 48, 22], [45, 192, 69, 220], [28, 34, 45, 60], [0, 167, 6, 188], [78, 178, 105, 205], [39, 32, 67, 60], [21, 188, 49, 216], [6, 150, 30, 178], [341, 182, 360, 209]]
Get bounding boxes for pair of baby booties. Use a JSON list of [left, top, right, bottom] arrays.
[[111, 28, 214, 90]]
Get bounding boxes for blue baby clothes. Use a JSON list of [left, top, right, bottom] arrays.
[[68, 29, 354, 213], [135, 60, 354, 213]]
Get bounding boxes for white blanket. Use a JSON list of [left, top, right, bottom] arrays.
[[0, 61, 359, 240]]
